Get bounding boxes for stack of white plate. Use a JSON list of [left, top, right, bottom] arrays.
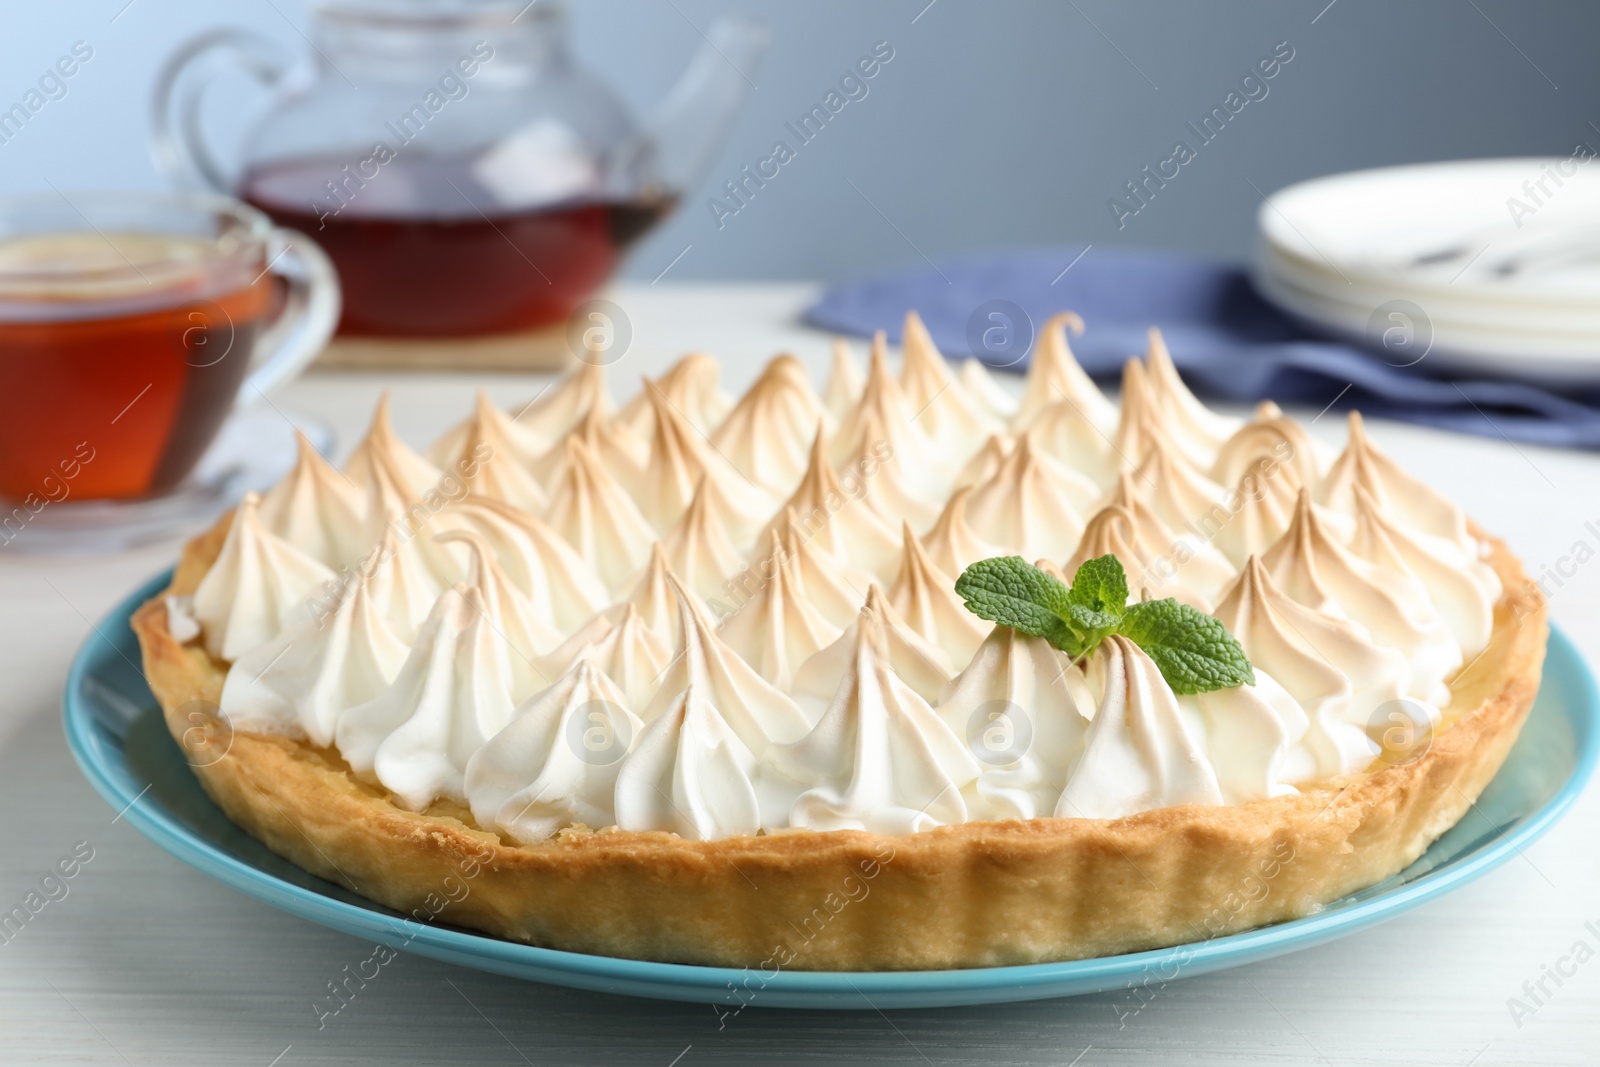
[[1254, 157, 1600, 381]]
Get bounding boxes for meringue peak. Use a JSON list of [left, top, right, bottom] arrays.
[[964, 432, 1100, 561], [617, 351, 729, 441], [434, 527, 562, 680], [633, 381, 776, 535], [1143, 326, 1241, 461], [708, 353, 829, 496], [463, 657, 643, 843], [763, 591, 978, 835], [447, 390, 549, 513], [344, 391, 444, 502], [822, 336, 866, 421], [889, 520, 988, 666], [761, 424, 902, 579], [193, 491, 336, 661], [257, 430, 366, 568], [898, 310, 1000, 453], [512, 361, 615, 446], [717, 529, 844, 690], [645, 571, 811, 754], [791, 582, 953, 705], [921, 485, 1007, 579], [544, 436, 657, 591], [1319, 410, 1471, 547], [1012, 311, 1115, 434], [440, 496, 610, 631], [1055, 634, 1224, 819], [658, 476, 750, 604]]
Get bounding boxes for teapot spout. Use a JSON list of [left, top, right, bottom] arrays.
[[647, 17, 769, 192]]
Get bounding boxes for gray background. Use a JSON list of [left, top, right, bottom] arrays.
[[1, 0, 1596, 281]]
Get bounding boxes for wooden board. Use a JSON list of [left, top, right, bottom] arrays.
[[314, 324, 574, 373]]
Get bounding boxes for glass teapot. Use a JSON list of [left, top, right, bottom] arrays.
[[151, 1, 765, 338]]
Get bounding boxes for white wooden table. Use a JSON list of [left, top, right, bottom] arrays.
[[2, 284, 1596, 1066]]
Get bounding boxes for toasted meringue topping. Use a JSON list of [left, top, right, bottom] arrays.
[[1262, 492, 1459, 703], [616, 351, 729, 441], [613, 679, 762, 841], [935, 625, 1090, 820], [718, 531, 844, 691], [1211, 402, 1326, 493], [435, 391, 549, 513], [426, 389, 545, 474], [889, 522, 988, 666], [960, 357, 1020, 423], [630, 385, 777, 537], [194, 320, 1506, 841], [436, 529, 561, 688], [1143, 327, 1241, 463], [464, 658, 643, 843], [953, 433, 1016, 491], [1319, 411, 1474, 549], [343, 393, 443, 502], [1127, 435, 1229, 536], [219, 540, 410, 747], [965, 434, 1100, 561], [192, 492, 335, 661], [791, 584, 952, 707], [544, 437, 658, 592], [511, 361, 615, 445], [257, 431, 366, 568], [1026, 398, 1118, 488], [761, 602, 979, 834], [658, 477, 751, 604], [920, 485, 1007, 579], [1078, 474, 1235, 606], [1055, 635, 1224, 819], [822, 337, 866, 421], [527, 403, 647, 490], [835, 402, 944, 531], [1012, 312, 1116, 434], [335, 581, 520, 811], [760, 427, 903, 580], [1213, 557, 1402, 778], [708, 354, 830, 495], [439, 497, 609, 632], [535, 603, 673, 711], [609, 542, 713, 653], [644, 575, 811, 750], [1348, 484, 1498, 656], [1181, 670, 1311, 804], [897, 310, 1001, 458]]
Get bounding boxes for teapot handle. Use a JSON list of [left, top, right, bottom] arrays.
[[150, 29, 293, 194]]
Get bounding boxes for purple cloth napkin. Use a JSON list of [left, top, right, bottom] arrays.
[[803, 246, 1600, 449]]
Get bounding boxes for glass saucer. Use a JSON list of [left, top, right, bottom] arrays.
[[1, 407, 333, 554]]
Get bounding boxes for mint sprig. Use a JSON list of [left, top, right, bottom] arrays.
[[954, 554, 1255, 695]]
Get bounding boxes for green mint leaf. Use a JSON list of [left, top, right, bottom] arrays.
[[1066, 554, 1129, 619], [1118, 598, 1257, 695], [955, 556, 1074, 639], [1065, 602, 1119, 633]]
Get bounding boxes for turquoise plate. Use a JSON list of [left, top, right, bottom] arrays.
[[65, 570, 1599, 1009]]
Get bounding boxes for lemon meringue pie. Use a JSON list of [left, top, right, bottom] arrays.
[[137, 322, 1544, 971]]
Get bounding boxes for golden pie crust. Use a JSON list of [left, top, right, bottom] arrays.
[[133, 510, 1546, 971]]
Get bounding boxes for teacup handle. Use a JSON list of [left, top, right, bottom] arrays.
[[150, 29, 292, 193], [239, 228, 341, 405]]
